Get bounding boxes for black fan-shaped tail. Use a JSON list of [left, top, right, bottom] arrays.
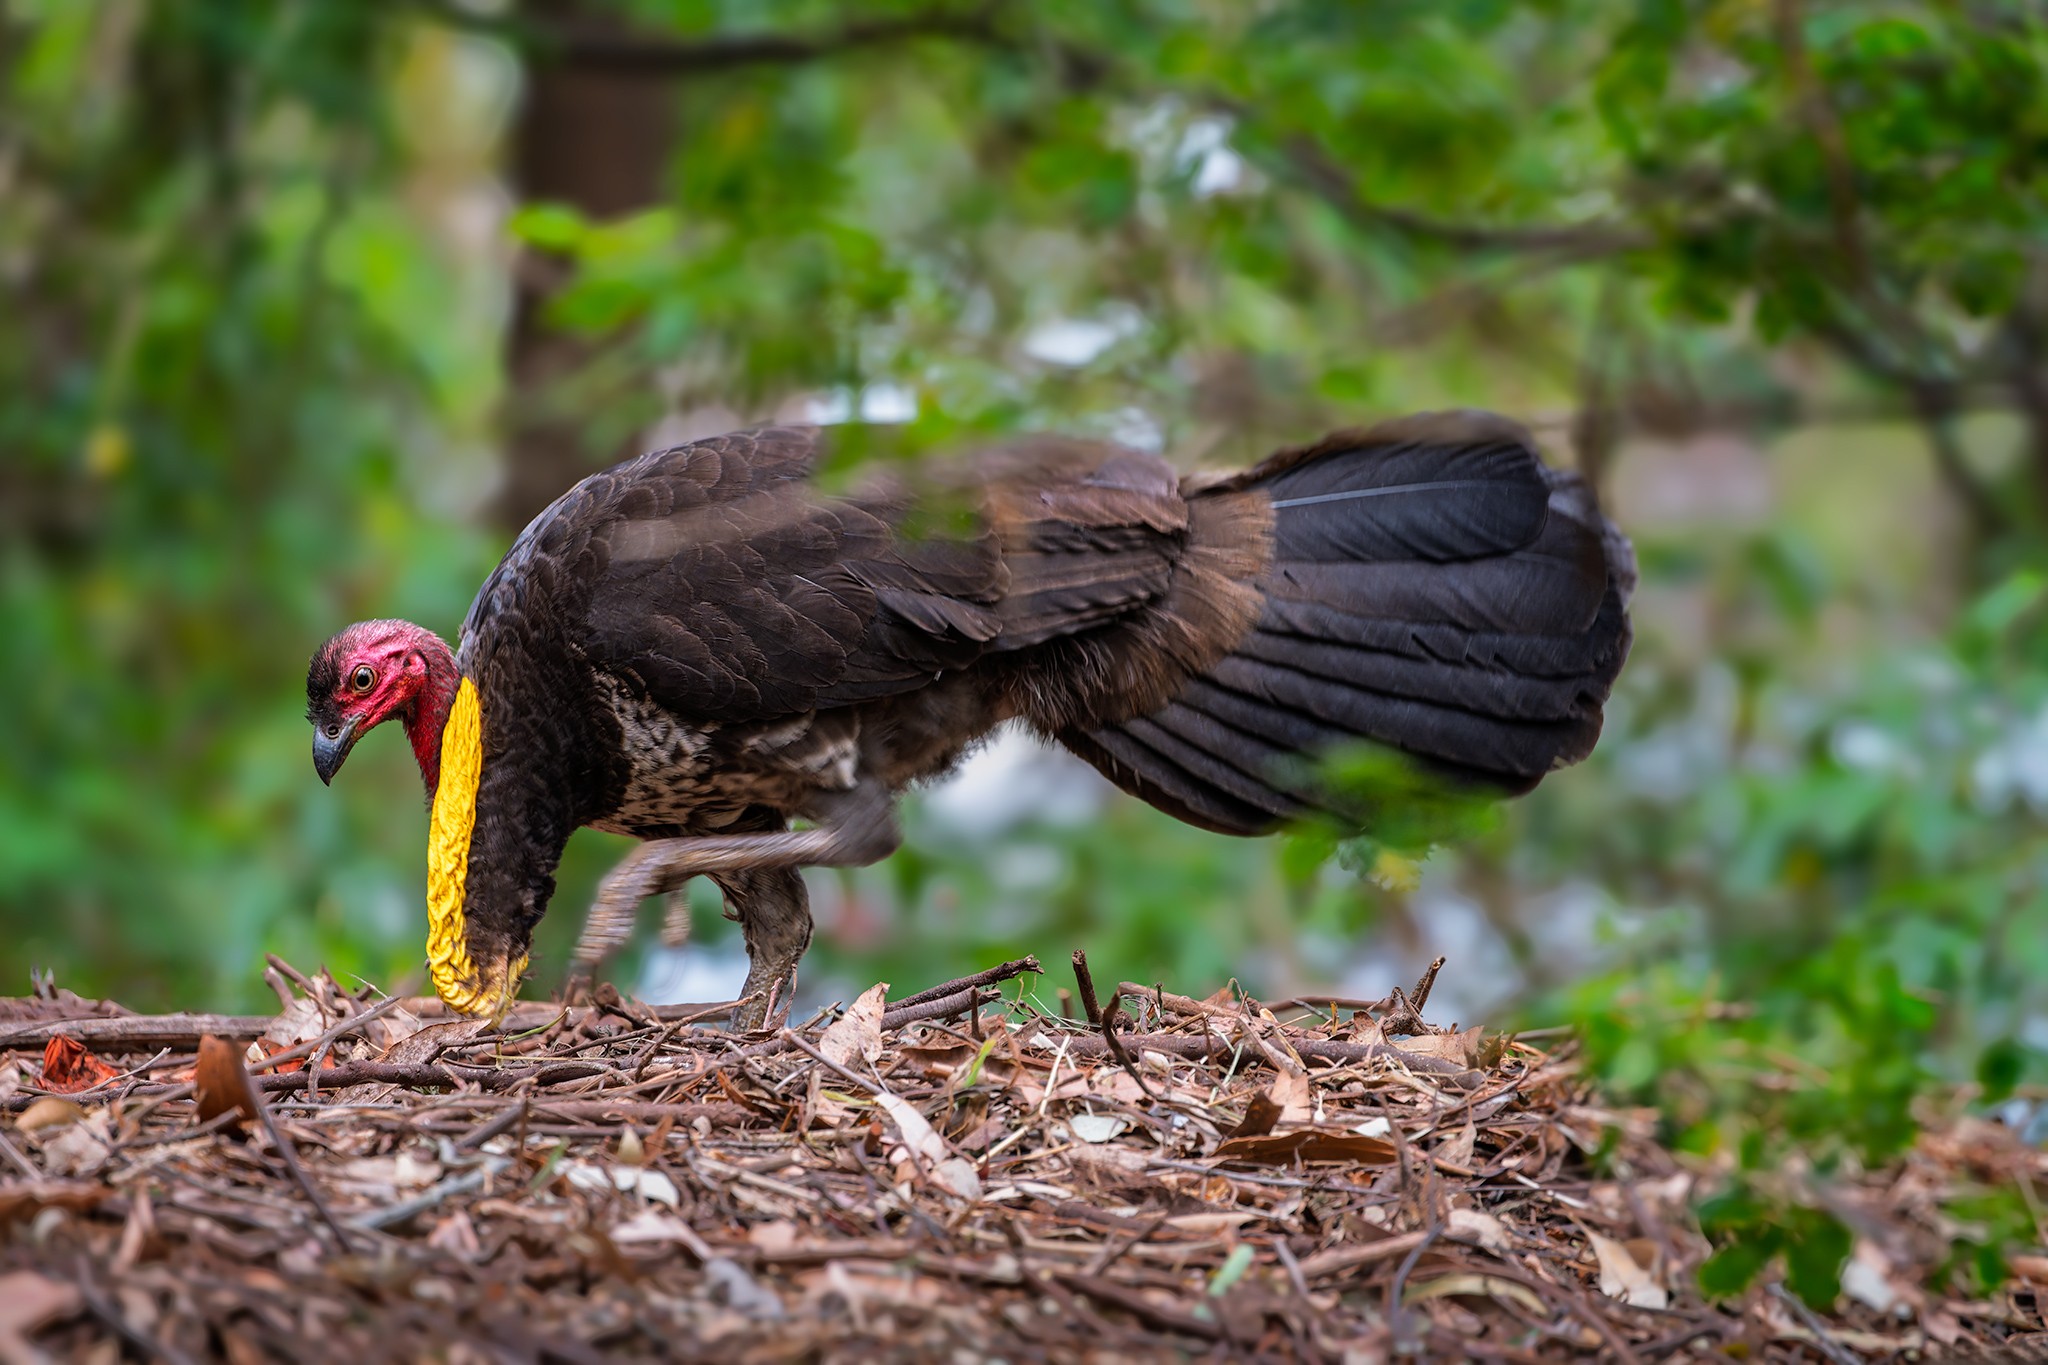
[[1061, 412, 1635, 836]]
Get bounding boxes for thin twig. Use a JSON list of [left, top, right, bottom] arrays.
[[0, 1127, 40, 1178], [1082, 1209, 1172, 1278], [889, 956, 1041, 1010], [881, 986, 998, 1032], [1032, 1027, 1482, 1082], [73, 1254, 199, 1365], [241, 1060, 355, 1253], [1070, 950, 1103, 1026], [350, 1160, 510, 1232], [1767, 1284, 1863, 1365], [1097, 989, 1160, 1102]]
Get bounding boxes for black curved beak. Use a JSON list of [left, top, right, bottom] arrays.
[[313, 714, 361, 786]]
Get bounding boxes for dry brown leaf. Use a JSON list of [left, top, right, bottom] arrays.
[[1922, 1307, 1964, 1345], [1390, 1026, 1484, 1068], [747, 1220, 800, 1254], [1269, 1066, 1314, 1125], [258, 994, 327, 1053], [873, 1089, 981, 1200], [1011, 1063, 1149, 1109], [1436, 1117, 1478, 1169], [1842, 1240, 1906, 1314], [899, 1039, 977, 1079], [820, 983, 888, 1070], [814, 983, 889, 1125], [611, 1210, 710, 1252], [1588, 1230, 1667, 1309], [798, 1259, 946, 1319], [1225, 1091, 1283, 1140], [14, 1096, 85, 1134], [1446, 1206, 1511, 1253], [36, 1110, 111, 1178], [0, 1269, 83, 1344], [379, 1017, 489, 1065], [334, 1150, 441, 1197], [362, 1004, 424, 1054], [113, 1188, 161, 1270], [1406, 1273, 1546, 1315], [2010, 1253, 2048, 1285], [193, 1034, 259, 1132], [219, 1326, 271, 1365], [1212, 1128, 1397, 1166], [1164, 1210, 1267, 1234], [0, 1181, 109, 1227], [426, 1209, 481, 1259]]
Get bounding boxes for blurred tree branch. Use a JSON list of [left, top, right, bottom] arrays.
[[2002, 260, 2048, 519], [497, 0, 677, 530], [1251, 118, 1651, 261], [1769, 0, 2011, 538], [411, 0, 1002, 77]]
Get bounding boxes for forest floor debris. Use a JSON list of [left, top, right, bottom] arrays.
[[0, 952, 2042, 1362]]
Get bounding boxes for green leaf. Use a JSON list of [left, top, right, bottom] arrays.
[[1965, 572, 2046, 638], [958, 1032, 1002, 1090], [1784, 1209, 1851, 1310], [1698, 1234, 1778, 1299], [1207, 1243, 1256, 1298], [1976, 1039, 2025, 1105], [508, 203, 589, 252]]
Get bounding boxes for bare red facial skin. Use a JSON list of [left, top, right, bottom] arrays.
[[307, 619, 460, 795]]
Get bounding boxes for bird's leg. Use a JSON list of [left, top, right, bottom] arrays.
[[568, 878, 649, 995], [659, 891, 693, 949], [711, 866, 810, 1033], [572, 786, 899, 1029], [560, 889, 688, 1011]]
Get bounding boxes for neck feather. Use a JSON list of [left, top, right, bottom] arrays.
[[401, 632, 462, 796]]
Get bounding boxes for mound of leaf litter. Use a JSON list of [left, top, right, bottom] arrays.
[[0, 953, 2041, 1363]]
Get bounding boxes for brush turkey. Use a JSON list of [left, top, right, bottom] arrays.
[[307, 413, 1633, 1025]]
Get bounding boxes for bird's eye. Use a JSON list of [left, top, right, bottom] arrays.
[[349, 666, 376, 693], [325, 723, 342, 739]]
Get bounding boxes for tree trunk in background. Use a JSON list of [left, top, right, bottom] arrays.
[[500, 13, 674, 533]]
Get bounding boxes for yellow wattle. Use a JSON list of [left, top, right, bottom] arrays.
[[424, 678, 523, 1018]]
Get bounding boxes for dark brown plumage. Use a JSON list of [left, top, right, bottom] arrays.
[[307, 412, 1633, 1025]]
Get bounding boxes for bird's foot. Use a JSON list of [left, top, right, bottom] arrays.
[[731, 962, 797, 1034]]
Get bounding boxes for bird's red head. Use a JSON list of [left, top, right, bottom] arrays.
[[306, 619, 460, 793]]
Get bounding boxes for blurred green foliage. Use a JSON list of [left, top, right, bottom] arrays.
[[3, 0, 2045, 1307]]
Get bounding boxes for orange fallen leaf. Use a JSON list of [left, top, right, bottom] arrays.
[[194, 1034, 259, 1132], [38, 1036, 120, 1094]]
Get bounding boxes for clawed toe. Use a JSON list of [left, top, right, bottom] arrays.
[[730, 966, 796, 1034]]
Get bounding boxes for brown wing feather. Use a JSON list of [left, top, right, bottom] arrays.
[[467, 426, 1209, 729]]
